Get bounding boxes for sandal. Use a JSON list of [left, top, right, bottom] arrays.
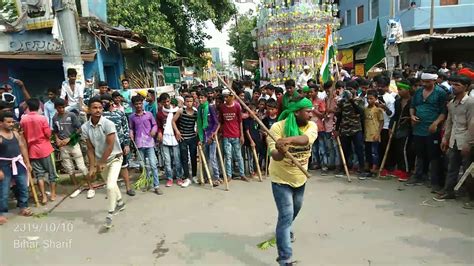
[[19, 208, 33, 217], [212, 180, 220, 187]]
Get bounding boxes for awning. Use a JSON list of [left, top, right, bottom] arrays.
[[0, 51, 96, 61], [337, 38, 371, 50], [397, 32, 474, 43]]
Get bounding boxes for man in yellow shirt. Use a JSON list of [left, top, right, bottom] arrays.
[[267, 96, 318, 266]]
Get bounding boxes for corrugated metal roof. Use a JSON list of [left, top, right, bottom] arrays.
[[397, 32, 474, 43], [0, 51, 96, 61]]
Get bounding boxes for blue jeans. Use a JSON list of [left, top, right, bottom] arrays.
[[317, 132, 329, 167], [0, 162, 29, 215], [179, 137, 198, 178], [162, 145, 184, 180], [223, 138, 245, 177], [203, 141, 220, 180], [138, 147, 160, 188], [324, 135, 340, 167], [365, 142, 380, 167], [272, 182, 306, 265]]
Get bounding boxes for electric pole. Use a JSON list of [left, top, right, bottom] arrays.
[[54, 0, 85, 84], [429, 0, 435, 35], [429, 0, 435, 65], [390, 0, 394, 18], [235, 14, 244, 79]]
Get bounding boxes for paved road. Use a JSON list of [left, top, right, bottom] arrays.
[[1, 173, 473, 265]]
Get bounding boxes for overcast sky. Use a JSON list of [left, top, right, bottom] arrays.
[[204, 1, 257, 64]]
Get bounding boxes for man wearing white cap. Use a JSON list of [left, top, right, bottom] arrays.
[[297, 65, 313, 89], [407, 69, 447, 190]]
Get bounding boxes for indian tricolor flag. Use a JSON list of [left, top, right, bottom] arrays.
[[320, 25, 335, 84]]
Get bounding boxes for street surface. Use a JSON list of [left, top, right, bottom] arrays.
[[1, 173, 473, 265]]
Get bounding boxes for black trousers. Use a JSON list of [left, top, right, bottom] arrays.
[[392, 136, 415, 173]]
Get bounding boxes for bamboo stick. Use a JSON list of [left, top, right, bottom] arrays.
[[251, 146, 263, 182], [378, 122, 397, 179], [198, 144, 213, 189], [336, 136, 351, 182], [214, 135, 229, 191], [28, 172, 39, 207], [217, 75, 310, 178]]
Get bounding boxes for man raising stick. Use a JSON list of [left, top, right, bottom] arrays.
[[267, 96, 318, 266]]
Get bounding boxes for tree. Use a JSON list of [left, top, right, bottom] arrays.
[[227, 12, 258, 68], [107, 0, 237, 68], [0, 0, 18, 23], [107, 0, 175, 48]]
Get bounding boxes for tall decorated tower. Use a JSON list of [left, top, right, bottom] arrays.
[[256, 0, 339, 84]]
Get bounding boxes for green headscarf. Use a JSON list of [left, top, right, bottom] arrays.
[[282, 90, 299, 111], [278, 98, 313, 137], [396, 82, 411, 91], [197, 101, 209, 142], [302, 86, 311, 93]]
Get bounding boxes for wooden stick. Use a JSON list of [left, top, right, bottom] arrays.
[[377, 122, 397, 179], [217, 75, 310, 178], [198, 144, 213, 189], [46, 182, 87, 214], [454, 162, 473, 191], [336, 136, 351, 182], [28, 172, 40, 207], [198, 148, 205, 185], [251, 146, 263, 182], [214, 135, 229, 191]]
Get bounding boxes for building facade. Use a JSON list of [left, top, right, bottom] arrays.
[[337, 0, 474, 74], [210, 47, 221, 64], [0, 0, 161, 102]]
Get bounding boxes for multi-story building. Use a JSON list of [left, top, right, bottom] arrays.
[[0, 0, 164, 99], [337, 0, 474, 74], [210, 47, 221, 64]]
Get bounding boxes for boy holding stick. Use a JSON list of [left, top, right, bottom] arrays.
[[197, 91, 221, 185]]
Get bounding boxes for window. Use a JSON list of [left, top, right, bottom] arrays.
[[357, 5, 364, 24], [440, 0, 458, 5], [338, 10, 345, 26], [370, 0, 379, 19], [346, 9, 352, 26], [400, 0, 410, 10]]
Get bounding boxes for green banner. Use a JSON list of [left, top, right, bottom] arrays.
[[163, 66, 181, 84]]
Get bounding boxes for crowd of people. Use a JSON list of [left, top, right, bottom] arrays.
[[0, 62, 473, 231]]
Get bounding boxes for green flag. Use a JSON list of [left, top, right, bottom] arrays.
[[364, 19, 386, 73]]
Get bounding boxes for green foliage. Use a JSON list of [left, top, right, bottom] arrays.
[[107, 0, 237, 68], [257, 236, 276, 250], [227, 12, 258, 68], [107, 0, 175, 49], [0, 0, 18, 23]]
